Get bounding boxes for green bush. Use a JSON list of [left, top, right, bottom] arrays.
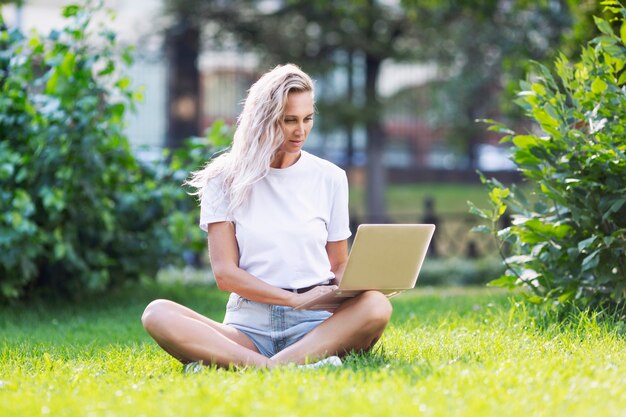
[[0, 3, 186, 300], [472, 2, 626, 310], [158, 121, 234, 263]]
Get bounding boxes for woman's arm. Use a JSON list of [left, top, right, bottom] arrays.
[[208, 221, 297, 306], [326, 240, 349, 285]]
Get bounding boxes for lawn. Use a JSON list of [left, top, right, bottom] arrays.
[[2, 281, 626, 417], [349, 182, 491, 220]]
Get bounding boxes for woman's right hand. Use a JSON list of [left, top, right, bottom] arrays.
[[287, 285, 338, 309]]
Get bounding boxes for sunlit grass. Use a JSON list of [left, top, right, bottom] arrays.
[[349, 182, 490, 219], [2, 282, 626, 417]]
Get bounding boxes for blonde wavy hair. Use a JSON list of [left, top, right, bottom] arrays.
[[186, 63, 315, 215]]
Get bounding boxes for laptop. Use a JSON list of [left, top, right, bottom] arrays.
[[294, 224, 435, 311]]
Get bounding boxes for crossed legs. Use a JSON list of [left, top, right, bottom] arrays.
[[140, 299, 272, 368], [141, 290, 392, 369]]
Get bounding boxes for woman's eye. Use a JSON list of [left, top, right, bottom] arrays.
[[283, 117, 313, 123]]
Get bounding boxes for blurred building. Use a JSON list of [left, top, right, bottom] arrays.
[[198, 50, 260, 129]]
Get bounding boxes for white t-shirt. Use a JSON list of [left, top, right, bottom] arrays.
[[199, 151, 352, 289]]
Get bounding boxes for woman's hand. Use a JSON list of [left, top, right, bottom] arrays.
[[286, 284, 338, 309]]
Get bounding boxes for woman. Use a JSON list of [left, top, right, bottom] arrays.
[[142, 64, 392, 369]]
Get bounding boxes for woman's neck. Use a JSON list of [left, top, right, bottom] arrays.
[[271, 151, 301, 169]]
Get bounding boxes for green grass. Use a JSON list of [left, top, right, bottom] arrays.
[[2, 282, 626, 417], [349, 182, 490, 219]]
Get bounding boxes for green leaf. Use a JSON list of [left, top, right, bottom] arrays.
[[531, 83, 547, 96], [557, 290, 575, 303], [97, 61, 114, 76], [512, 135, 538, 149], [468, 202, 490, 220], [526, 295, 544, 304], [471, 225, 491, 234], [132, 89, 144, 103], [553, 224, 573, 239], [116, 77, 131, 90], [496, 227, 514, 240], [603, 44, 626, 58], [582, 250, 600, 271], [62, 5, 80, 17], [515, 228, 543, 244], [484, 122, 515, 135], [603, 236, 615, 246], [596, 35, 618, 46], [488, 187, 510, 203], [122, 48, 134, 66], [591, 77, 608, 94], [109, 103, 125, 119], [533, 108, 560, 129], [614, 56, 626, 74], [469, 206, 490, 219], [45, 69, 59, 94], [594, 16, 615, 36], [487, 274, 517, 289], [27, 36, 41, 49], [578, 236, 596, 252], [60, 52, 76, 77], [504, 255, 534, 264], [512, 148, 542, 165], [621, 21, 626, 45], [523, 219, 572, 240], [603, 198, 626, 221]]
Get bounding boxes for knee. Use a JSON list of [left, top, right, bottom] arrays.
[[141, 299, 173, 332], [358, 291, 393, 327]]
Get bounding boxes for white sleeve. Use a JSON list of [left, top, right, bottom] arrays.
[[326, 170, 352, 242], [199, 177, 232, 232]]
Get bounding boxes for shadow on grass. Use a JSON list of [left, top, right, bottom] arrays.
[[339, 347, 437, 383]]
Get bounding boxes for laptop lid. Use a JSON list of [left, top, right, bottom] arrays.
[[338, 224, 435, 291]]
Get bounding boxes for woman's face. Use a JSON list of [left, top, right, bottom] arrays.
[[279, 91, 314, 154]]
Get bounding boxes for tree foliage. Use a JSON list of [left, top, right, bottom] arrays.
[[472, 1, 626, 311], [0, 2, 189, 300], [411, 0, 574, 167]]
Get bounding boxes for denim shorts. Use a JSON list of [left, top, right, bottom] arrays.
[[223, 293, 332, 357]]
